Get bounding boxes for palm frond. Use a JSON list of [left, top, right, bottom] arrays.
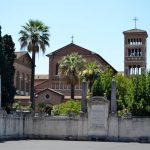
[[18, 19, 50, 53]]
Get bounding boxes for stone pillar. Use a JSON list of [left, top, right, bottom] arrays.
[[0, 74, 1, 108], [24, 78, 26, 95], [81, 80, 87, 113], [111, 79, 117, 112]]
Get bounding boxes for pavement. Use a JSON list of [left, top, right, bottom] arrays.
[[0, 140, 150, 150]]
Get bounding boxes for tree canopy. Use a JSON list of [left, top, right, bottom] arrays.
[[81, 61, 100, 93], [59, 53, 86, 99], [0, 26, 16, 113], [19, 20, 50, 110], [92, 68, 150, 116]]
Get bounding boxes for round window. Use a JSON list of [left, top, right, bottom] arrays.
[[45, 94, 50, 100]]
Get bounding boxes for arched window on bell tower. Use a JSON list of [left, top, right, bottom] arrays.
[[123, 28, 148, 76]]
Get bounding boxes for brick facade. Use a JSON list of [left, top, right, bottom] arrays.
[[13, 52, 32, 104], [123, 29, 148, 75], [35, 43, 117, 102]]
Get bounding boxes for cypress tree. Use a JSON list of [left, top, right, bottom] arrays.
[[0, 26, 16, 113]]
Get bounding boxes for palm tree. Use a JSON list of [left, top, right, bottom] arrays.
[[19, 20, 50, 111], [81, 61, 101, 93], [59, 53, 86, 99]]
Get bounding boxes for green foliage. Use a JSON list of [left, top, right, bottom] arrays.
[[92, 68, 113, 99], [59, 53, 86, 99], [117, 73, 150, 116], [52, 100, 81, 116], [0, 27, 16, 113], [12, 102, 20, 110], [101, 68, 113, 100], [12, 102, 31, 112], [92, 75, 104, 96], [115, 74, 134, 111], [91, 68, 150, 116], [38, 102, 46, 112], [19, 20, 50, 110], [130, 73, 150, 116], [81, 61, 101, 93], [115, 73, 150, 116]]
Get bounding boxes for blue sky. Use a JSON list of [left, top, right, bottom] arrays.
[[0, 0, 150, 74]]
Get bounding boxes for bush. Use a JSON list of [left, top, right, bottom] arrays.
[[52, 100, 81, 116]]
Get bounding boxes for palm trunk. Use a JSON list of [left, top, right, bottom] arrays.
[[89, 80, 92, 93], [30, 51, 35, 111], [71, 83, 74, 100]]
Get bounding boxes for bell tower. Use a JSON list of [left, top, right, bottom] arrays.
[[123, 27, 148, 75]]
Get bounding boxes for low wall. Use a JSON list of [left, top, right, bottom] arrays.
[[108, 115, 150, 142], [24, 115, 88, 140], [0, 114, 150, 142], [0, 114, 23, 139]]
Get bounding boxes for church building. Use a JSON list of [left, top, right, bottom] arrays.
[[34, 43, 117, 111], [13, 23, 148, 112]]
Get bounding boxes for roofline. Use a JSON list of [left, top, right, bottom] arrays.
[[94, 53, 117, 73], [15, 51, 32, 62], [123, 28, 148, 35], [34, 80, 49, 88], [46, 43, 94, 57], [36, 88, 64, 96], [35, 74, 49, 80], [46, 43, 117, 72]]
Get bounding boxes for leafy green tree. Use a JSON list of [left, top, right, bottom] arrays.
[[19, 20, 50, 110], [114, 73, 150, 116], [115, 74, 134, 115], [52, 100, 81, 116], [92, 75, 104, 96], [81, 61, 100, 93], [91, 67, 113, 99], [1, 35, 16, 111], [101, 68, 113, 100], [59, 53, 86, 99], [131, 73, 150, 116]]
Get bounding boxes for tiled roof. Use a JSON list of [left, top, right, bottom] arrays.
[[36, 88, 64, 96], [46, 43, 117, 73], [35, 74, 49, 79], [15, 51, 32, 62], [123, 28, 147, 34], [15, 51, 27, 59]]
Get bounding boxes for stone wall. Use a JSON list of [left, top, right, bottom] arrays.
[[0, 114, 23, 139], [0, 114, 150, 142]]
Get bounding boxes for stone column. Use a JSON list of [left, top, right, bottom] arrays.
[[24, 77, 26, 95], [111, 78, 117, 112], [81, 80, 87, 113], [19, 76, 22, 95]]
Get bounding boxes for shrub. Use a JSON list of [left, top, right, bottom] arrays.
[[52, 100, 81, 116]]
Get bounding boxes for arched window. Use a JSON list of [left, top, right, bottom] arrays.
[[128, 39, 130, 44], [16, 71, 20, 92], [26, 74, 29, 93], [55, 63, 59, 75], [128, 49, 131, 56], [21, 73, 25, 92]]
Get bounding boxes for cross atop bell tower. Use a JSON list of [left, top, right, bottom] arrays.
[[133, 17, 138, 29]]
